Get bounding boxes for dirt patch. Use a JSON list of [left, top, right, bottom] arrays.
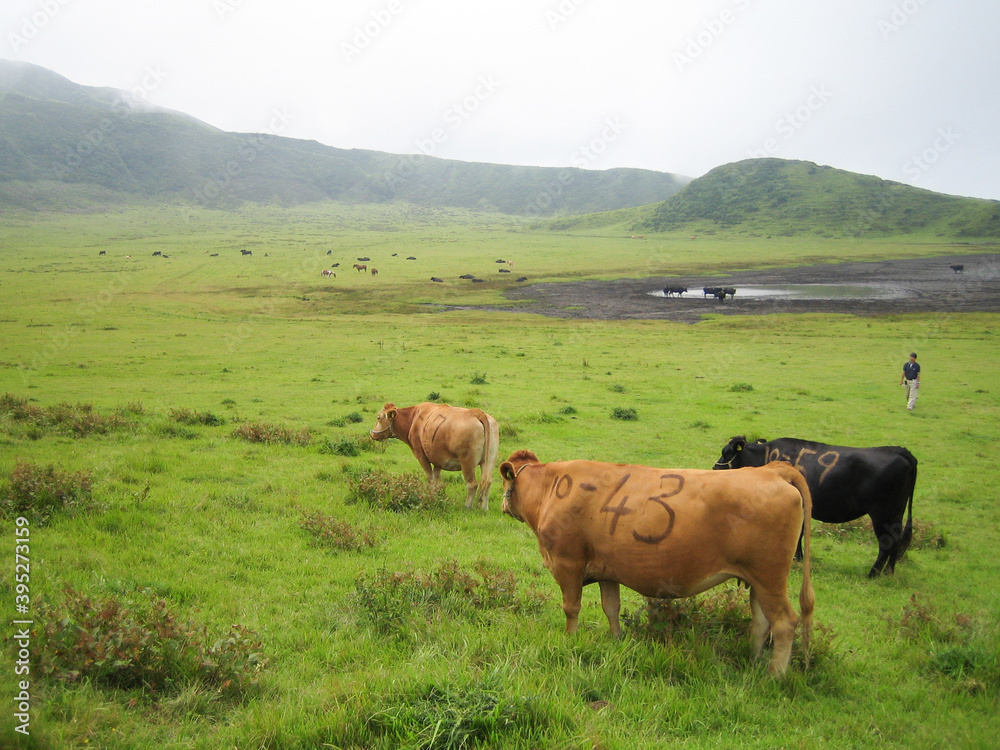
[[493, 253, 1000, 322]]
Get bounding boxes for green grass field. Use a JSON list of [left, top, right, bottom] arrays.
[[1, 204, 998, 749]]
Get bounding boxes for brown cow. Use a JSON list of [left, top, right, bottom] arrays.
[[499, 450, 814, 676], [369, 403, 500, 510]]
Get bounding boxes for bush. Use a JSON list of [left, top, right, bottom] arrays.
[[610, 407, 638, 421], [29, 585, 266, 699], [346, 470, 446, 512], [0, 393, 132, 437], [319, 437, 363, 456], [353, 560, 547, 635], [2, 461, 94, 525], [232, 421, 312, 446], [169, 407, 225, 426], [470, 372, 488, 385], [299, 511, 381, 552], [729, 382, 754, 392]]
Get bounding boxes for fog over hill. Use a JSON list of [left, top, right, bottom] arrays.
[[0, 60, 688, 215]]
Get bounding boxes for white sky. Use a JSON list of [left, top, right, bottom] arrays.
[[3, 0, 999, 200]]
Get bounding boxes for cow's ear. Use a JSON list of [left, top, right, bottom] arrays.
[[500, 461, 515, 481], [386, 409, 397, 420]]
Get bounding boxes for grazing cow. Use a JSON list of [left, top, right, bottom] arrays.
[[950, 264, 964, 273], [241, 249, 252, 256], [99, 250, 106, 256], [516, 276, 528, 282], [358, 256, 371, 261], [407, 256, 417, 260], [499, 268, 511, 274], [327, 250, 332, 256], [496, 259, 507, 264], [331, 263, 340, 268], [500, 450, 814, 676], [713, 436, 917, 577], [353, 264, 367, 272], [703, 286, 721, 298], [662, 285, 687, 297], [370, 268, 378, 276], [210, 253, 219, 257], [431, 277, 444, 283], [153, 251, 162, 257], [369, 402, 500, 510], [459, 274, 475, 280]]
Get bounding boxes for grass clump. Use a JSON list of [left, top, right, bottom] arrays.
[[729, 382, 754, 392], [2, 461, 94, 525], [168, 407, 225, 426], [610, 407, 638, 421], [353, 560, 547, 635], [0, 393, 132, 437], [346, 470, 446, 512], [232, 420, 312, 446], [29, 585, 266, 700], [299, 510, 381, 552]]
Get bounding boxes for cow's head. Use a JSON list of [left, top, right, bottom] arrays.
[[499, 449, 540, 522], [713, 435, 767, 470], [369, 403, 398, 441]]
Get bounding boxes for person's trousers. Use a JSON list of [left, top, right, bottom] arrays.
[[904, 379, 919, 410]]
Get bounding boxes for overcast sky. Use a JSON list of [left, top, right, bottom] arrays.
[[3, 0, 999, 200]]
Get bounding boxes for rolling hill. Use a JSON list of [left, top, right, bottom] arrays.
[[543, 159, 1000, 238], [0, 60, 688, 215]]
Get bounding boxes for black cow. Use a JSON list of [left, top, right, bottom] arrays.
[[713, 436, 917, 577], [663, 285, 687, 297], [950, 264, 964, 273], [703, 286, 721, 298]]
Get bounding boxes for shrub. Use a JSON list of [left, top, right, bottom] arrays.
[[232, 421, 312, 446], [299, 511, 381, 552], [0, 394, 132, 437], [729, 382, 754, 392], [319, 436, 363, 456], [427, 391, 442, 402], [2, 461, 94, 525], [346, 470, 446, 513], [353, 560, 547, 635], [169, 407, 225, 426], [470, 372, 488, 385], [29, 585, 266, 700], [610, 407, 638, 421]]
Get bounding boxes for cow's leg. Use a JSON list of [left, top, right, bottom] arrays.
[[460, 460, 478, 509], [475, 463, 492, 511], [552, 571, 584, 633], [598, 581, 621, 638], [752, 588, 798, 677], [749, 587, 771, 658], [868, 511, 903, 577]]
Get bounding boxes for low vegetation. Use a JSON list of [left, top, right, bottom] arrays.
[[0, 205, 997, 748]]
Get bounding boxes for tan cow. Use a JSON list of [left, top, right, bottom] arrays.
[[499, 450, 814, 676], [369, 402, 500, 510]]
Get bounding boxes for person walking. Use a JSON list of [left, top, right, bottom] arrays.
[[900, 352, 921, 411]]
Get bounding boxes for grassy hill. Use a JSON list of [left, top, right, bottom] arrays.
[[542, 159, 1000, 238], [0, 60, 687, 215]]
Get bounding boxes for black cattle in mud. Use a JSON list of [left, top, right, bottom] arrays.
[[713, 436, 917, 577], [950, 264, 964, 273], [663, 285, 687, 297]]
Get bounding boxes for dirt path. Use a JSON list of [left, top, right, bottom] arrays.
[[494, 253, 1000, 322]]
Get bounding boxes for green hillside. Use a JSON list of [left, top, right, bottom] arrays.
[[639, 159, 1000, 237], [540, 159, 1000, 238], [0, 60, 687, 215]]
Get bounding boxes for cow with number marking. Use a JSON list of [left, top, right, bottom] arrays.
[[713, 436, 917, 577], [369, 402, 500, 510], [499, 449, 814, 677]]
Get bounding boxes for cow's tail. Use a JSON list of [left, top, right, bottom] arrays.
[[473, 409, 499, 501], [897, 449, 917, 560], [785, 464, 815, 669]]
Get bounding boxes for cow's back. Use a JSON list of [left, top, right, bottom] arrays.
[[531, 461, 804, 599]]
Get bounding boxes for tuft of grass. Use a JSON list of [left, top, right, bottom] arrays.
[[232, 421, 312, 446], [299, 510, 381, 552], [29, 585, 266, 700], [0, 393, 132, 437], [1, 461, 94, 525], [610, 407, 638, 421], [729, 382, 754, 392], [470, 372, 488, 385], [346, 469, 447, 512], [169, 407, 225, 426]]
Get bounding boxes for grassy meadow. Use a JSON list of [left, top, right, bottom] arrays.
[[1, 203, 998, 749]]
